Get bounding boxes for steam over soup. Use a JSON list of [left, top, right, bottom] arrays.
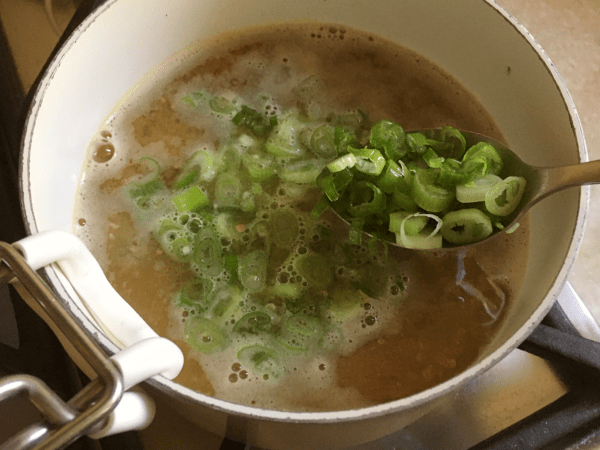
[[74, 23, 529, 411]]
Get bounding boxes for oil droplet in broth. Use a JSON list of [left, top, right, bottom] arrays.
[[92, 142, 115, 163]]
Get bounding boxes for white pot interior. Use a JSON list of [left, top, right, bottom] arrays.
[[20, 0, 587, 447]]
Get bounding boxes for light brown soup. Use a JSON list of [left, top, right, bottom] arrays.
[[74, 22, 529, 411]]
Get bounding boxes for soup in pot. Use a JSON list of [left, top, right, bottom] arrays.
[[73, 22, 529, 412]]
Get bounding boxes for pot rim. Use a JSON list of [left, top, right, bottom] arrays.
[[19, 0, 589, 424]]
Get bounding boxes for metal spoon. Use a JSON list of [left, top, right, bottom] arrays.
[[330, 129, 594, 250]]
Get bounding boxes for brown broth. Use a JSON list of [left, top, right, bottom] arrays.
[[73, 22, 529, 411]]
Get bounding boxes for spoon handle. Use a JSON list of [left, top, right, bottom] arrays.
[[537, 159, 600, 201]]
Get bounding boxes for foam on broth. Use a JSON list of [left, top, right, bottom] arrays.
[[73, 22, 529, 411]]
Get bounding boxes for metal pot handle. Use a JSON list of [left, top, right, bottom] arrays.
[[0, 231, 184, 450]]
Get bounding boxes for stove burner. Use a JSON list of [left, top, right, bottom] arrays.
[[472, 302, 600, 450]]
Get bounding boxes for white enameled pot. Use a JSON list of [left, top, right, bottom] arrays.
[[19, 0, 587, 448]]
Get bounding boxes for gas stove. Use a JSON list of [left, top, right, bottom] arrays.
[[2, 1, 600, 449]]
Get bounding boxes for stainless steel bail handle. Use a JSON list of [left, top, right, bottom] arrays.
[[0, 231, 184, 449], [0, 241, 124, 450]]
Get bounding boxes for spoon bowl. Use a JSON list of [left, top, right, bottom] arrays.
[[328, 129, 597, 251]]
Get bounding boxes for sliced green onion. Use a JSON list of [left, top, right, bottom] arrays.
[[441, 208, 493, 245], [317, 167, 354, 203], [249, 220, 270, 250], [133, 190, 163, 211], [334, 127, 360, 154], [174, 150, 217, 189], [234, 133, 258, 152], [437, 158, 481, 188], [411, 168, 455, 213], [172, 185, 209, 213], [348, 147, 386, 176], [348, 218, 365, 245], [184, 316, 226, 353], [270, 209, 299, 249], [164, 233, 194, 262], [335, 109, 368, 132], [238, 250, 267, 292], [278, 159, 323, 184], [506, 222, 521, 234], [310, 125, 337, 158], [389, 211, 428, 235], [390, 189, 419, 212], [484, 176, 526, 216], [264, 111, 305, 158], [406, 132, 430, 155], [171, 236, 194, 262], [397, 229, 443, 249], [347, 181, 387, 217], [396, 213, 443, 249], [422, 147, 444, 168], [316, 170, 339, 202], [215, 173, 242, 207], [239, 191, 256, 212], [175, 278, 214, 310], [211, 285, 243, 318], [223, 254, 239, 280], [278, 314, 322, 351], [310, 194, 331, 218], [292, 75, 323, 102], [438, 126, 467, 159], [220, 145, 242, 173], [129, 157, 163, 199], [158, 218, 181, 236], [268, 283, 304, 298], [209, 96, 236, 114], [214, 213, 237, 238], [242, 153, 277, 181], [463, 142, 503, 176], [326, 153, 357, 173], [232, 105, 277, 137], [396, 160, 414, 194], [329, 285, 364, 321], [283, 314, 321, 337], [367, 234, 380, 254], [237, 344, 283, 379], [193, 228, 223, 276], [232, 311, 272, 335], [376, 159, 407, 194], [456, 174, 502, 203], [333, 167, 354, 192], [369, 119, 407, 160], [181, 90, 208, 108]]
